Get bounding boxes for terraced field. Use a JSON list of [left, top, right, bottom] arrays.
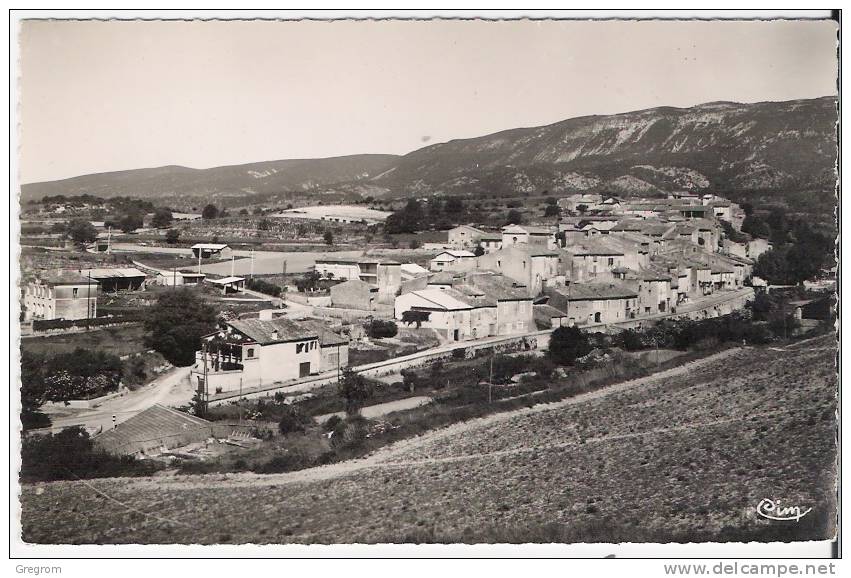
[[20, 336, 837, 544]]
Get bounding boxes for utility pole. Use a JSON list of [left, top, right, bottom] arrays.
[[238, 378, 243, 426], [86, 271, 92, 330], [202, 341, 209, 418], [231, 255, 235, 277], [250, 248, 255, 279], [488, 353, 494, 404], [197, 251, 202, 275]]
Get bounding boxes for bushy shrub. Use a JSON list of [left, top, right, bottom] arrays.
[[365, 319, 398, 339], [547, 326, 592, 366], [246, 278, 283, 297], [20, 427, 160, 482], [278, 405, 311, 435]]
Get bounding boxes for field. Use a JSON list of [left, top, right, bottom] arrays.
[[19, 336, 836, 544], [20, 324, 148, 358]]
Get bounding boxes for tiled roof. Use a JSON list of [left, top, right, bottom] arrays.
[[561, 282, 638, 301], [406, 288, 479, 310], [533, 303, 568, 319], [331, 279, 377, 290], [296, 319, 350, 347], [37, 270, 97, 286], [228, 317, 318, 344], [79, 267, 147, 279], [93, 404, 213, 455], [465, 273, 532, 300]]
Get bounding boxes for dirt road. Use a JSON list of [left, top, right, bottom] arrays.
[[42, 365, 194, 432]]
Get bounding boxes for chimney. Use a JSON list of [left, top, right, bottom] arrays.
[[271, 329, 278, 341]]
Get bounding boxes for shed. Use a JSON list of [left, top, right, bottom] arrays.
[[93, 405, 218, 456]]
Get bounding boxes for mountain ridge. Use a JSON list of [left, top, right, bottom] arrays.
[[21, 96, 837, 204]]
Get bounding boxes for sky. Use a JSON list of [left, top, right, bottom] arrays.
[[18, 18, 838, 184]]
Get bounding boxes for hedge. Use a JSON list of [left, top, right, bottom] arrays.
[[32, 314, 142, 332]]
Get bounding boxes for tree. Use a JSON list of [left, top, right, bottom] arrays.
[[337, 368, 373, 416], [473, 245, 485, 257], [741, 215, 771, 239], [20, 351, 50, 429], [505, 209, 523, 226], [409, 238, 422, 249], [202, 203, 219, 220], [143, 288, 217, 366], [165, 228, 181, 244], [239, 208, 249, 216], [384, 199, 425, 234], [544, 204, 560, 217], [401, 310, 430, 328], [151, 207, 173, 228], [119, 212, 144, 233], [66, 219, 98, 246], [547, 326, 592, 366], [323, 230, 334, 245]]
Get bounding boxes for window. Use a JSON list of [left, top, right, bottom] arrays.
[[72, 288, 78, 297], [246, 348, 255, 358], [608, 257, 614, 266]]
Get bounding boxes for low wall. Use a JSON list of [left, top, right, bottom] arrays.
[[311, 306, 394, 322], [43, 388, 127, 410]]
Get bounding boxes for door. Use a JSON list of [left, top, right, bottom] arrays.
[[299, 362, 311, 377], [453, 329, 460, 341]]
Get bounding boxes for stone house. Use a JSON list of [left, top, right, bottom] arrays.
[[545, 282, 639, 326], [330, 279, 379, 310], [23, 270, 98, 321], [475, 245, 563, 296], [192, 317, 348, 393]]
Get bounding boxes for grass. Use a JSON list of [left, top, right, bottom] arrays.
[[19, 335, 837, 544], [21, 324, 148, 358]]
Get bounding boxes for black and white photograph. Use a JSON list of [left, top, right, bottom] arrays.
[[9, 8, 842, 568]]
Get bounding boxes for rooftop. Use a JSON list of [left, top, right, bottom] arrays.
[[191, 243, 229, 250], [36, 270, 97, 286], [227, 317, 319, 344], [93, 404, 212, 455], [79, 267, 147, 279], [465, 272, 532, 300], [557, 282, 638, 301], [208, 276, 245, 285]]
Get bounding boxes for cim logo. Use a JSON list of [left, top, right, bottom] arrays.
[[756, 498, 812, 522]]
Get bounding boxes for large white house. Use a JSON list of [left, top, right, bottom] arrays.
[[192, 317, 349, 394]]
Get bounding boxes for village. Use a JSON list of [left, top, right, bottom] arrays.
[[18, 187, 834, 470]]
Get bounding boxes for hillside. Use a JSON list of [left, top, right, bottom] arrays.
[[19, 154, 400, 203], [21, 97, 837, 207], [376, 97, 838, 200], [20, 337, 836, 544]]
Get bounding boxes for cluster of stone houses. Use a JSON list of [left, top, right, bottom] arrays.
[[392, 192, 756, 339], [22, 191, 762, 397]]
